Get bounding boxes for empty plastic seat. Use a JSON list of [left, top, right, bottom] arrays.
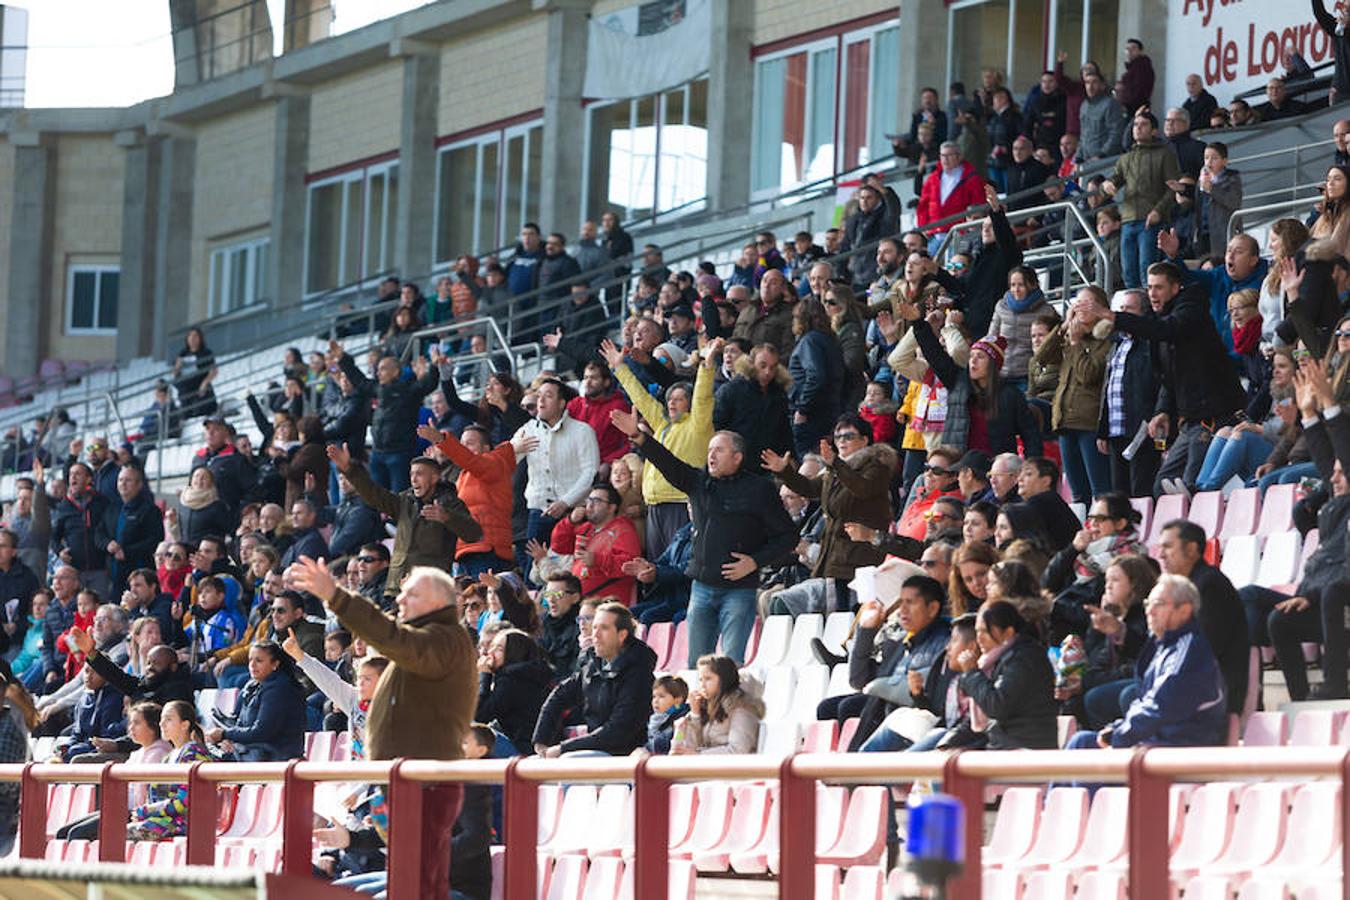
[[750, 616, 792, 669], [1076, 871, 1127, 900], [814, 864, 841, 900], [1263, 783, 1341, 875], [537, 785, 564, 845], [760, 667, 797, 721], [1195, 783, 1291, 877], [836, 717, 861, 752], [585, 784, 633, 858], [692, 784, 772, 872], [1256, 483, 1297, 536], [799, 720, 838, 754], [542, 786, 599, 856], [1130, 496, 1154, 540], [785, 614, 824, 666], [1288, 709, 1341, 746], [728, 788, 779, 875], [1183, 876, 1236, 900], [666, 622, 690, 670], [666, 784, 699, 851], [982, 868, 1022, 900], [1187, 491, 1224, 541], [666, 859, 696, 900], [1169, 783, 1239, 876], [825, 663, 853, 698], [1147, 493, 1188, 544], [1056, 715, 1078, 747], [1004, 788, 1087, 871], [1220, 487, 1261, 541], [671, 782, 733, 859], [305, 731, 335, 762], [839, 865, 885, 900], [786, 665, 830, 723], [983, 786, 1044, 867], [1220, 534, 1262, 587], [546, 854, 588, 900], [1020, 870, 1073, 900], [818, 786, 887, 867], [757, 720, 800, 756], [1243, 711, 1289, 746], [645, 623, 674, 670], [1256, 529, 1302, 588], [1235, 881, 1291, 900], [581, 857, 624, 900], [1057, 786, 1129, 871], [821, 611, 853, 656]]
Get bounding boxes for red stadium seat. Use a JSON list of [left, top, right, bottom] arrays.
[[1003, 788, 1087, 871], [645, 623, 674, 670], [1219, 487, 1260, 541], [1255, 483, 1297, 536], [982, 787, 1044, 867], [546, 854, 588, 900], [692, 784, 772, 872], [818, 786, 887, 867], [839, 864, 885, 900], [1242, 711, 1288, 746], [1146, 493, 1189, 544], [1168, 783, 1242, 878], [1187, 491, 1225, 541]]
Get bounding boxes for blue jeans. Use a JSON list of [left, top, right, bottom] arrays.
[[455, 552, 515, 579], [1196, 431, 1274, 491], [686, 581, 757, 667], [1255, 460, 1319, 494], [1084, 678, 1138, 729], [368, 450, 412, 493], [1058, 429, 1112, 504], [1120, 220, 1162, 289]]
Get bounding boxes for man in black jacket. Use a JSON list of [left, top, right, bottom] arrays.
[[1016, 457, 1082, 554], [1076, 263, 1246, 495], [537, 572, 582, 678], [337, 348, 439, 493], [0, 530, 39, 656], [532, 601, 655, 757], [840, 182, 901, 290], [543, 284, 609, 376], [1096, 289, 1161, 497], [51, 462, 111, 599], [712, 344, 793, 467], [1005, 137, 1052, 209], [102, 464, 163, 594], [280, 499, 331, 573], [1156, 519, 1249, 716], [321, 350, 372, 463], [190, 418, 256, 520], [600, 210, 634, 310], [326, 473, 384, 560], [612, 409, 797, 666], [534, 232, 583, 337], [123, 568, 176, 638]]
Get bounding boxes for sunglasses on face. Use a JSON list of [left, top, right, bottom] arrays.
[[925, 465, 952, 476], [1086, 514, 1114, 523], [356, 556, 379, 564], [833, 431, 862, 442], [1337, 330, 1350, 338]]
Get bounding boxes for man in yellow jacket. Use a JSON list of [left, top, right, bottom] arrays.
[[602, 337, 721, 559]]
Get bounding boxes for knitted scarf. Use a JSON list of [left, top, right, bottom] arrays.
[[1232, 316, 1263, 356], [178, 484, 219, 511], [1003, 287, 1045, 315]]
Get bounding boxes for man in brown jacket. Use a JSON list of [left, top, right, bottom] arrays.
[[287, 555, 477, 898]]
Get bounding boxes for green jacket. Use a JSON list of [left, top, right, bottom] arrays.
[[1109, 138, 1180, 223], [347, 461, 482, 596], [328, 585, 477, 761], [1034, 322, 1111, 432]]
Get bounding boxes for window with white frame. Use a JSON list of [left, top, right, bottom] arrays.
[[66, 265, 119, 335], [209, 237, 270, 316], [750, 22, 898, 196], [584, 78, 708, 223], [304, 159, 399, 296], [433, 120, 543, 266]]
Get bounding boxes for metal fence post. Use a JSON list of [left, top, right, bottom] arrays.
[[386, 759, 425, 900], [1128, 747, 1171, 900], [943, 751, 984, 900], [502, 757, 539, 900], [184, 761, 219, 867], [17, 763, 47, 859], [777, 754, 816, 900], [97, 761, 129, 862], [281, 760, 315, 877], [633, 757, 671, 898]]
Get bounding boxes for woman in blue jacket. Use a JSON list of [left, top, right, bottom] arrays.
[[205, 641, 306, 761]]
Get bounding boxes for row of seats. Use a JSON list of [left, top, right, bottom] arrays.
[[984, 782, 1341, 892], [42, 836, 280, 871], [532, 781, 886, 873], [492, 852, 695, 900], [640, 611, 854, 677], [1127, 484, 1299, 548], [1242, 709, 1350, 747]]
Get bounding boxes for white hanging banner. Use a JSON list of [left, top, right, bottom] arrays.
[[583, 0, 711, 100]]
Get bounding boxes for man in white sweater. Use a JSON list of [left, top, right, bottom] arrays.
[[513, 378, 600, 566]]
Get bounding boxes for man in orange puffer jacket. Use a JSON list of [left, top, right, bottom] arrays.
[[419, 423, 522, 578]]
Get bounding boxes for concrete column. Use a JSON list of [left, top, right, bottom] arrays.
[[116, 133, 161, 363], [537, 0, 589, 234], [1117, 0, 1169, 110], [4, 135, 55, 377], [705, 0, 753, 213], [151, 136, 196, 360], [896, 0, 945, 145], [268, 93, 310, 310], [393, 48, 440, 279]]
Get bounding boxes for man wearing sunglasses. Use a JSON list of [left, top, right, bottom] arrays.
[[353, 543, 391, 608], [896, 446, 964, 541], [208, 589, 322, 691]]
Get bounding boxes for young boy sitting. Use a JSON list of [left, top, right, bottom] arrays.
[[643, 675, 690, 755]]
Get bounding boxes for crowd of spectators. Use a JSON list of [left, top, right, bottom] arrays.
[[5, 30, 1350, 890]]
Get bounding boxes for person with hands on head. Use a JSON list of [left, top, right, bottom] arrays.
[[286, 554, 478, 898], [603, 336, 717, 558], [327, 441, 482, 604], [609, 407, 797, 665]]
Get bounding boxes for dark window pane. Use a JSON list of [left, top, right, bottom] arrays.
[[97, 271, 119, 329], [71, 271, 96, 330]]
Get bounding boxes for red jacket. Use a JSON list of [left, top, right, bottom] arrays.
[[551, 514, 640, 606], [917, 162, 986, 233], [434, 433, 516, 561], [567, 393, 632, 464]]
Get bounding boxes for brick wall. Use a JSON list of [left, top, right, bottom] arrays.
[[751, 0, 897, 46], [307, 61, 403, 172], [437, 15, 548, 137]]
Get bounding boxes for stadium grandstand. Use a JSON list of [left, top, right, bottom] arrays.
[[3, 0, 1350, 897]]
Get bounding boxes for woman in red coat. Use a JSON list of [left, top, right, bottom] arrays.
[[418, 423, 521, 577]]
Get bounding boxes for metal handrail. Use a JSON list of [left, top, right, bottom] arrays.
[[1228, 195, 1322, 240], [9, 746, 1350, 900]]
